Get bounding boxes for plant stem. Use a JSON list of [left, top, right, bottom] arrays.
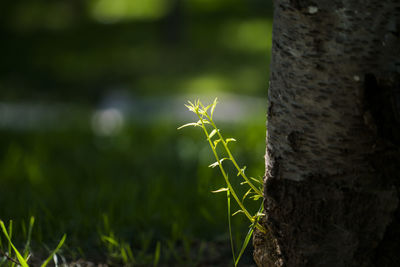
[[209, 117, 263, 196], [198, 114, 254, 222]]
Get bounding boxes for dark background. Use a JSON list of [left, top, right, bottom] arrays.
[[0, 0, 272, 265]]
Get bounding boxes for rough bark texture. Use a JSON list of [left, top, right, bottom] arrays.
[[254, 0, 400, 266]]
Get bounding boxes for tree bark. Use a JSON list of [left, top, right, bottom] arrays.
[[254, 0, 400, 266]]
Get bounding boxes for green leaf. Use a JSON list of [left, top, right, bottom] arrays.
[[23, 216, 35, 259], [197, 108, 206, 115], [237, 166, 246, 176], [250, 177, 263, 184], [211, 188, 228, 193], [207, 129, 218, 140], [0, 220, 29, 267], [242, 188, 253, 202], [184, 104, 196, 113], [208, 161, 219, 168], [121, 246, 128, 263], [226, 138, 236, 144], [254, 212, 265, 218], [40, 234, 66, 267], [177, 122, 199, 130], [198, 100, 206, 110], [213, 139, 222, 147], [208, 158, 228, 168], [232, 210, 245, 216], [197, 119, 210, 125], [210, 98, 218, 119], [101, 235, 119, 247], [203, 104, 212, 113], [251, 195, 263, 201]]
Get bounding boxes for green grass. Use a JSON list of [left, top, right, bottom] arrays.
[[0, 114, 265, 265], [0, 1, 271, 265], [0, 217, 66, 267]]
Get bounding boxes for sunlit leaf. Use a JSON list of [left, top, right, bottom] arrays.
[[23, 216, 35, 259], [213, 138, 222, 147], [226, 138, 236, 144], [177, 122, 199, 130], [211, 188, 229, 193], [203, 104, 212, 113], [232, 210, 245, 216], [250, 177, 263, 184], [242, 188, 253, 202], [255, 212, 265, 218], [198, 101, 206, 109], [208, 158, 228, 168], [210, 98, 218, 119], [237, 166, 246, 176], [0, 220, 29, 267], [208, 129, 218, 140], [251, 195, 262, 201], [101, 235, 119, 247], [184, 104, 196, 113], [40, 234, 67, 267], [121, 247, 128, 263], [198, 119, 210, 125]]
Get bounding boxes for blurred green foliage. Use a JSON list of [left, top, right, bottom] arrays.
[[0, 0, 272, 264]]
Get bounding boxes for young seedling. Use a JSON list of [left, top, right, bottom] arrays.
[[179, 98, 266, 266]]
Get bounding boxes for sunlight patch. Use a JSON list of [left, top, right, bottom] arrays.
[[182, 74, 231, 94], [219, 19, 273, 52], [90, 0, 170, 23]]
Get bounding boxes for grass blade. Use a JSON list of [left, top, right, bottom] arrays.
[[23, 216, 35, 259], [153, 241, 161, 267], [101, 235, 119, 247], [40, 234, 66, 267], [227, 190, 236, 265], [8, 220, 12, 259], [234, 226, 254, 267], [0, 220, 29, 267]]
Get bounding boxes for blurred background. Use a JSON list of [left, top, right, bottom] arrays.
[[0, 0, 272, 265]]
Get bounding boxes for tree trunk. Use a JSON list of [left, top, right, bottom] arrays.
[[253, 1, 400, 266]]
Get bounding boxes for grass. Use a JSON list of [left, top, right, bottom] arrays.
[[0, 112, 265, 265], [0, 217, 66, 267], [0, 2, 271, 265]]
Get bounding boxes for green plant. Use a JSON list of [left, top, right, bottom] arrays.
[[99, 214, 162, 266], [0, 217, 66, 267], [99, 214, 135, 266], [179, 98, 266, 266]]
